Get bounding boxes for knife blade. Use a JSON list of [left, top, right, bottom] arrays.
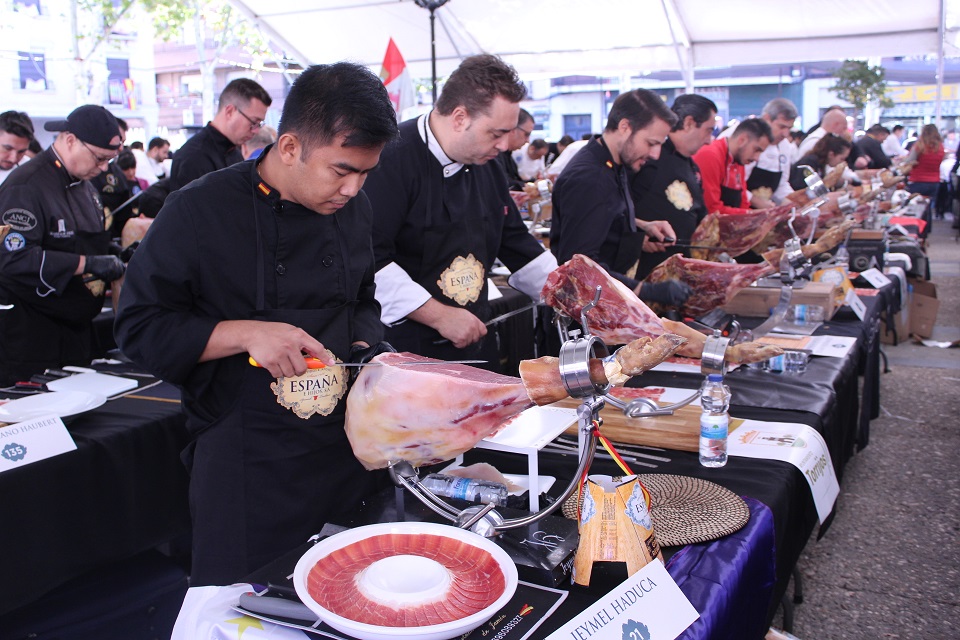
[[248, 356, 486, 369]]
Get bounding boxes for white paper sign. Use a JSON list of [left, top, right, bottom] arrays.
[[844, 289, 867, 321], [729, 421, 839, 523], [0, 415, 76, 473], [859, 268, 892, 288], [545, 560, 698, 640]]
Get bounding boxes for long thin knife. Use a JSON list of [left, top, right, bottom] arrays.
[[248, 357, 486, 369], [432, 302, 539, 345]]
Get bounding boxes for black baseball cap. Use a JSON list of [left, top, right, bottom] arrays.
[[44, 105, 122, 150]]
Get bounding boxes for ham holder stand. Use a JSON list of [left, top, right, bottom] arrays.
[[388, 287, 710, 539]]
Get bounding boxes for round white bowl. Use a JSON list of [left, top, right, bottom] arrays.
[[293, 521, 518, 640]]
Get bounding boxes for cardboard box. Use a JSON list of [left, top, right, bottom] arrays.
[[850, 229, 885, 241], [909, 280, 939, 338], [880, 308, 909, 345], [723, 281, 841, 318]]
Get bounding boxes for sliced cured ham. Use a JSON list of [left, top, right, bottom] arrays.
[[346, 337, 686, 469], [541, 254, 664, 344], [643, 254, 774, 317], [306, 532, 505, 627], [690, 204, 796, 260]]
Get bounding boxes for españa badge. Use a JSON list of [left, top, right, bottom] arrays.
[[437, 253, 484, 305], [665, 180, 693, 211], [271, 362, 349, 419]]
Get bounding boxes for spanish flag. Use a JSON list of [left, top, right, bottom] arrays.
[[380, 38, 416, 120]]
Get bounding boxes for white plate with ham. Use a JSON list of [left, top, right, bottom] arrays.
[[294, 521, 518, 640]]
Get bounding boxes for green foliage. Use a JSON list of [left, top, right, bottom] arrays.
[[830, 60, 895, 110]]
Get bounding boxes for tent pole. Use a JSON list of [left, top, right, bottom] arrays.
[[936, 0, 945, 128], [430, 7, 438, 102]]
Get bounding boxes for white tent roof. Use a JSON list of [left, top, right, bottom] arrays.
[[230, 0, 960, 79]]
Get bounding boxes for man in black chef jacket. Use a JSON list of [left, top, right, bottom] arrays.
[[631, 94, 717, 278], [115, 63, 399, 586], [168, 78, 272, 192], [363, 55, 557, 369], [551, 89, 690, 306], [0, 105, 125, 386]]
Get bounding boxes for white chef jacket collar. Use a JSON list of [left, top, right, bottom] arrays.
[[418, 112, 465, 178]]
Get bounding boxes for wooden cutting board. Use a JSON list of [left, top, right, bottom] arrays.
[[552, 398, 743, 453]]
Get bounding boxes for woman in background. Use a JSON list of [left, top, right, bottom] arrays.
[[906, 124, 944, 229], [789, 133, 852, 191]]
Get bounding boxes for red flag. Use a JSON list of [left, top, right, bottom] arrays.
[[380, 38, 415, 119]]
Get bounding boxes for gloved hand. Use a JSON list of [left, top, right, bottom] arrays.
[[119, 241, 140, 263], [638, 280, 692, 306], [349, 341, 396, 380], [85, 254, 126, 282]]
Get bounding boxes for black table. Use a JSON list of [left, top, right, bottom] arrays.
[[0, 382, 190, 616]]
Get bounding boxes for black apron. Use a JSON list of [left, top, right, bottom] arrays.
[[384, 153, 500, 370], [720, 183, 744, 208], [185, 182, 382, 586], [0, 229, 112, 385], [746, 166, 782, 193]]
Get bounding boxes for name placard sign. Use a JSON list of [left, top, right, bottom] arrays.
[[859, 268, 892, 288], [0, 415, 76, 473], [545, 560, 698, 640]]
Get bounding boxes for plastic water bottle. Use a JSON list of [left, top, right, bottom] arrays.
[[699, 374, 731, 468], [420, 474, 508, 506], [834, 244, 850, 273]]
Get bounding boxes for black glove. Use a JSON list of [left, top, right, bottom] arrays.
[[84, 254, 126, 282], [119, 241, 140, 263], [639, 280, 692, 306], [107, 241, 123, 256], [348, 341, 396, 381]]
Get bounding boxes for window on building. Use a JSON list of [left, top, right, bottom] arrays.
[[563, 114, 592, 142], [18, 51, 46, 91], [13, 0, 42, 16], [107, 57, 130, 104]]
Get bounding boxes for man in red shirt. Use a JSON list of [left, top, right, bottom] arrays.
[[693, 118, 772, 215]]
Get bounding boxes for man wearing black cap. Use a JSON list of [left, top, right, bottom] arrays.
[[0, 104, 126, 385]]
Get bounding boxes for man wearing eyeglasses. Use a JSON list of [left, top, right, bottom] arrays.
[[169, 78, 272, 191], [0, 105, 125, 385], [497, 108, 535, 191]]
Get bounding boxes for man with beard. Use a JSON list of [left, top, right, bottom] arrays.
[[630, 93, 717, 278], [0, 111, 35, 185], [693, 117, 772, 215], [550, 89, 689, 306]]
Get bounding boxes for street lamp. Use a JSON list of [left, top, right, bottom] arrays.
[[413, 0, 451, 103]]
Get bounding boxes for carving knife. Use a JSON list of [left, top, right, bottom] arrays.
[[248, 356, 486, 369], [432, 302, 539, 345]]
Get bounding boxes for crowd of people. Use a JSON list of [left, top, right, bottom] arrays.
[[0, 54, 953, 587]]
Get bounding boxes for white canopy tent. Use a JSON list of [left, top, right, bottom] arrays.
[[229, 0, 960, 80]]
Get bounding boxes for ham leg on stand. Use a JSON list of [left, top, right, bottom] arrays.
[[643, 254, 775, 317], [542, 255, 783, 363], [345, 335, 685, 469], [690, 204, 796, 260]]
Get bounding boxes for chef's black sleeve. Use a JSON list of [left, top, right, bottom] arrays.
[[115, 189, 220, 385]]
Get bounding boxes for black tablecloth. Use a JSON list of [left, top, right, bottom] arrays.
[[0, 384, 190, 616]]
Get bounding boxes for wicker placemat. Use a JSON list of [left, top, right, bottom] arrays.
[[562, 474, 751, 547]]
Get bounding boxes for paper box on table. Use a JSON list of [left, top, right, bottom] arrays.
[[573, 475, 662, 587], [909, 280, 939, 338], [723, 281, 840, 319]]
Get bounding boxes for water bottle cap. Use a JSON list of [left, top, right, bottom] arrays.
[[706, 373, 723, 382]]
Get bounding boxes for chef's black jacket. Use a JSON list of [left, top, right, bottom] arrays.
[[115, 158, 383, 425], [497, 150, 524, 191], [362, 117, 546, 355], [631, 136, 707, 279], [857, 135, 892, 170], [0, 147, 111, 383], [551, 138, 644, 290], [168, 123, 243, 191]]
